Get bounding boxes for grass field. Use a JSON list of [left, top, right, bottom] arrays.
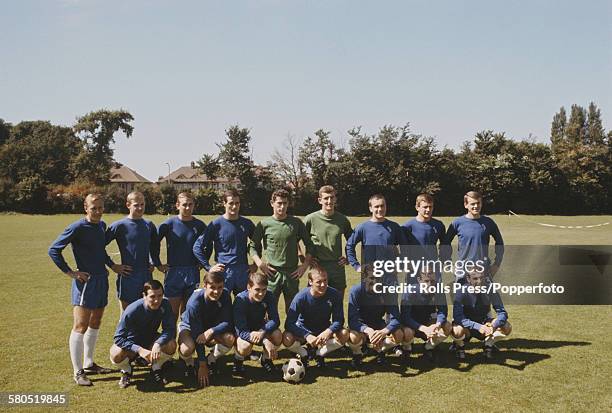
[[1, 214, 611, 412]]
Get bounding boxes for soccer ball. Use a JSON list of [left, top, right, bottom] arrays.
[[282, 358, 306, 383]]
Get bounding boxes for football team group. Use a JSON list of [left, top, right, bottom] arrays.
[[48, 186, 511, 388]]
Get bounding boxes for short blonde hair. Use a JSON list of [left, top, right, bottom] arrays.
[[318, 185, 336, 197], [84, 193, 103, 206], [415, 193, 434, 208], [177, 191, 194, 202], [126, 191, 144, 203]]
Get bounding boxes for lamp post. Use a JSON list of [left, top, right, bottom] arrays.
[[165, 162, 171, 184]]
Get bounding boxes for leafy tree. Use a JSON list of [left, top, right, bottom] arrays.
[[159, 183, 178, 215], [195, 154, 220, 181], [72, 109, 134, 185]]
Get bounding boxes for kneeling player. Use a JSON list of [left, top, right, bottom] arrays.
[[178, 271, 235, 388], [347, 270, 403, 368], [110, 280, 176, 388], [400, 270, 451, 362], [451, 269, 512, 360], [233, 273, 282, 374], [283, 266, 349, 368]]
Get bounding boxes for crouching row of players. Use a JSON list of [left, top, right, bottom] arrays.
[[110, 266, 512, 388]]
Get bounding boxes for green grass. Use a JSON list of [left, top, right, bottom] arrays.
[[0, 214, 611, 412]]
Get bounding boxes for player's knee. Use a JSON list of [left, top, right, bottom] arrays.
[[163, 340, 177, 355], [336, 328, 349, 344], [501, 321, 512, 335], [441, 321, 452, 336], [452, 325, 466, 338], [402, 327, 415, 342], [109, 344, 126, 363], [89, 307, 104, 325], [282, 331, 295, 347], [349, 330, 363, 345], [236, 338, 253, 356], [392, 328, 403, 343], [269, 329, 283, 346], [221, 333, 235, 347]]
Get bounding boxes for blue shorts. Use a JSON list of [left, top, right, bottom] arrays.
[[164, 266, 200, 300], [222, 263, 249, 295], [71, 272, 109, 309], [116, 269, 153, 304]]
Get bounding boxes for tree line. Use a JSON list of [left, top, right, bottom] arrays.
[[0, 103, 610, 215]]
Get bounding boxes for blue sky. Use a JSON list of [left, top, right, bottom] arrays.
[[1, 0, 610, 181]]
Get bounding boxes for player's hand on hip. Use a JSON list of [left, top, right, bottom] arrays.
[[260, 262, 277, 277], [67, 271, 90, 283], [210, 263, 225, 273], [156, 264, 169, 273], [291, 264, 307, 280], [111, 264, 132, 276], [489, 264, 499, 277], [198, 363, 210, 388], [337, 256, 349, 266]]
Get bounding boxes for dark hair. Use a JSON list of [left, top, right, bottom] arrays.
[[247, 272, 268, 287], [307, 264, 328, 281], [223, 189, 240, 202], [204, 271, 225, 285], [368, 193, 385, 206], [271, 189, 290, 202], [143, 279, 164, 295]]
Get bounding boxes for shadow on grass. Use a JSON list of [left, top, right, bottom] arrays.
[[94, 338, 592, 389]]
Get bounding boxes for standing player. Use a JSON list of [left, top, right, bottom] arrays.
[[304, 185, 353, 301], [347, 268, 403, 368], [249, 189, 315, 314], [49, 193, 120, 385], [283, 266, 349, 368], [346, 194, 407, 273], [443, 191, 504, 281], [402, 193, 446, 279], [177, 271, 235, 388], [193, 189, 254, 296], [106, 191, 161, 310], [400, 270, 451, 362], [155, 192, 206, 321], [233, 273, 282, 374], [451, 268, 512, 359], [110, 280, 176, 388]]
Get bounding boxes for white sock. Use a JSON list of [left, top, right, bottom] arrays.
[[286, 342, 308, 357], [261, 348, 270, 360], [208, 344, 230, 363], [83, 328, 99, 368], [111, 356, 132, 374], [152, 352, 172, 371], [347, 341, 363, 355], [234, 353, 245, 361], [380, 338, 396, 352], [69, 331, 84, 374], [180, 354, 194, 367], [317, 338, 342, 356]]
